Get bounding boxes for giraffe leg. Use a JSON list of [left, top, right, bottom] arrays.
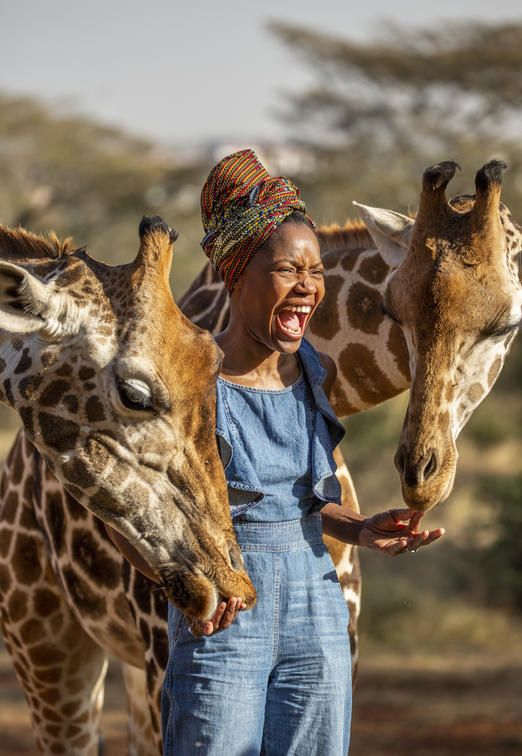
[[0, 566, 109, 755], [0, 457, 109, 755], [323, 446, 362, 686], [121, 662, 159, 756]]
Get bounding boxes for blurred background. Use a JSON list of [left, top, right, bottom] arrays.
[[0, 1, 521, 753]]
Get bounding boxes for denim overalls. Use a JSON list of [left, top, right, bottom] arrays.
[[162, 339, 352, 755]]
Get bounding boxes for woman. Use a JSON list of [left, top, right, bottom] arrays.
[[159, 149, 444, 755], [108, 149, 443, 755]]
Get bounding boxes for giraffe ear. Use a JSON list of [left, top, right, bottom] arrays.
[[352, 202, 414, 268], [0, 260, 79, 338]]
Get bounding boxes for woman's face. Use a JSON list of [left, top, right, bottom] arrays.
[[232, 222, 325, 354]]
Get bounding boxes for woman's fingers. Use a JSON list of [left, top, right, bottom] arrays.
[[203, 597, 245, 635], [396, 527, 446, 555]]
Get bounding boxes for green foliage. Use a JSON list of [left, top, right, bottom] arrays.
[[456, 474, 522, 610]]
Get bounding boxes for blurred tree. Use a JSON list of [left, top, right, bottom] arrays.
[[268, 21, 522, 219], [0, 93, 207, 284]]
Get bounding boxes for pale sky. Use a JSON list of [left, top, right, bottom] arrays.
[[1, 0, 520, 146]]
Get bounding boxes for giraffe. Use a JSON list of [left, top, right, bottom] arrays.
[[1, 160, 520, 756], [0, 215, 255, 755]]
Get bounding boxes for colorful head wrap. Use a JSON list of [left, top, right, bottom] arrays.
[[200, 149, 312, 292]]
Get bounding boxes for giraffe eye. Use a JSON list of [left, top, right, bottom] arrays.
[[116, 378, 153, 412]]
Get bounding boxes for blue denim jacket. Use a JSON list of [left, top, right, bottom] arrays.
[[215, 339, 345, 519]]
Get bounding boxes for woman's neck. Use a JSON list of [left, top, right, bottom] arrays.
[[216, 329, 301, 389]]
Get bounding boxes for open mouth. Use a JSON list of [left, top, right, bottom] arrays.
[[275, 305, 313, 340]]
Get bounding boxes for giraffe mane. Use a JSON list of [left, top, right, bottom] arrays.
[[0, 226, 78, 261], [316, 219, 373, 253]]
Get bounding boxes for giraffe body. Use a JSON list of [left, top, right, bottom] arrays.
[[1, 163, 520, 754]]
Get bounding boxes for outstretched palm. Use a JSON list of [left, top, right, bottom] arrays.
[[359, 508, 444, 556]]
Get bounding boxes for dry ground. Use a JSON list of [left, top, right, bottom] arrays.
[[1, 645, 521, 755]]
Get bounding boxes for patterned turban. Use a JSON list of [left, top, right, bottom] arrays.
[[200, 148, 312, 292]]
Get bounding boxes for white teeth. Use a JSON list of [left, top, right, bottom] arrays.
[[279, 323, 301, 336], [283, 305, 312, 313]]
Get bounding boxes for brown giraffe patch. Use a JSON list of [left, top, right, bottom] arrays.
[[41, 706, 63, 723], [0, 526, 13, 557], [341, 253, 357, 271], [347, 282, 385, 335], [132, 571, 152, 614], [62, 566, 107, 618], [309, 274, 343, 340], [78, 366, 95, 381], [71, 733, 92, 749], [12, 534, 42, 585], [3, 377, 15, 404], [0, 563, 11, 593], [10, 448, 25, 485], [358, 253, 389, 284], [71, 529, 121, 588], [20, 503, 38, 530], [19, 405, 35, 435], [64, 491, 88, 520], [139, 617, 151, 647], [63, 394, 79, 413], [40, 379, 70, 407], [153, 625, 169, 668], [14, 347, 32, 374], [55, 363, 73, 377], [114, 592, 131, 621], [62, 456, 96, 489], [85, 395, 105, 422], [339, 343, 397, 404], [7, 589, 28, 621], [387, 323, 410, 378], [45, 493, 66, 554], [33, 588, 61, 617], [28, 642, 66, 667], [19, 374, 43, 400], [2, 490, 19, 522], [20, 618, 46, 645], [108, 620, 132, 643], [62, 699, 82, 717], [39, 413, 80, 453]]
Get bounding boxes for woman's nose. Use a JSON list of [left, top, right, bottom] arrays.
[[295, 272, 316, 292]]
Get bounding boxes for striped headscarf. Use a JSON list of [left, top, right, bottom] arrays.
[[200, 149, 312, 292]]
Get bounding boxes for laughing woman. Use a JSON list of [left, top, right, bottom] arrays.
[[156, 150, 442, 756], [157, 149, 444, 756]]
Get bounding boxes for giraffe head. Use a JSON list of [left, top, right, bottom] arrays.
[[355, 161, 521, 511], [0, 216, 256, 620]]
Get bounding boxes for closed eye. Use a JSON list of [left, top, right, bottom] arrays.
[[116, 378, 154, 412], [483, 319, 522, 339]]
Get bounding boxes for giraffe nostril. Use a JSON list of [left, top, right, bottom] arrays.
[[226, 539, 244, 572], [423, 451, 438, 482]]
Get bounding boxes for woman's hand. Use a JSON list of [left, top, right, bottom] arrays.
[[189, 597, 246, 637], [359, 508, 445, 556]]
